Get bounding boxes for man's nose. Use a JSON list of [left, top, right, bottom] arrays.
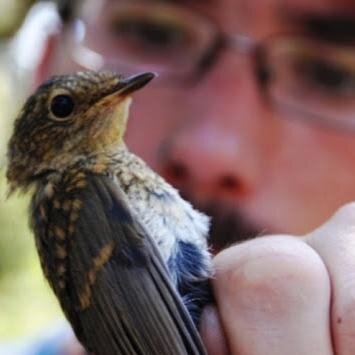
[[159, 53, 275, 202]]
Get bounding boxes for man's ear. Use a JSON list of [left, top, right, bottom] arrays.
[[34, 31, 61, 86]]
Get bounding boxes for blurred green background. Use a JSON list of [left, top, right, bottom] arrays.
[[0, 0, 64, 344]]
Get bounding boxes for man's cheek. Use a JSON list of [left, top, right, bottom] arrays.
[[125, 89, 187, 168]]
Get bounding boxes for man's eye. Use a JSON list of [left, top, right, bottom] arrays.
[[108, 15, 192, 55], [114, 18, 186, 48], [105, 14, 198, 68], [296, 58, 355, 95]]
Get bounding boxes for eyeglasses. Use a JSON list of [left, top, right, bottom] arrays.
[[65, 1, 355, 131]]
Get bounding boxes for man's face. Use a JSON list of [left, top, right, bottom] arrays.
[[46, 0, 355, 249]]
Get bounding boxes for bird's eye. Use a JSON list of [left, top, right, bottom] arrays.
[[50, 95, 75, 119]]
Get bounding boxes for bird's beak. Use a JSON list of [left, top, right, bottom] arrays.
[[112, 72, 155, 97], [90, 72, 155, 138], [95, 72, 155, 109]]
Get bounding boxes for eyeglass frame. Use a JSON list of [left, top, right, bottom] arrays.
[[62, 3, 355, 133]]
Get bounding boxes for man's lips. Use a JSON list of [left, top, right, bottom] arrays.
[[163, 179, 264, 252], [203, 203, 265, 252], [178, 188, 265, 252]]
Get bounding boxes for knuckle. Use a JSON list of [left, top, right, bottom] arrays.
[[309, 202, 355, 244], [334, 283, 355, 334], [333, 202, 355, 224], [214, 237, 329, 318], [334, 304, 355, 347], [336, 305, 355, 332]]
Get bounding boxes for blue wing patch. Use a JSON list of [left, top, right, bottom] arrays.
[[168, 241, 212, 326]]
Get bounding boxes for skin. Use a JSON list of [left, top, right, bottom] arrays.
[[34, 0, 355, 353]]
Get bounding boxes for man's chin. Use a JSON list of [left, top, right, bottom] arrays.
[[176, 188, 265, 252], [199, 202, 265, 253]]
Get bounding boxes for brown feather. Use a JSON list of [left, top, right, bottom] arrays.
[[31, 173, 206, 355]]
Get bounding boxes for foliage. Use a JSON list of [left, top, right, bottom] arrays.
[[0, 0, 36, 38]]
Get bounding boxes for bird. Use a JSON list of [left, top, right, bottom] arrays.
[[6, 71, 212, 355]]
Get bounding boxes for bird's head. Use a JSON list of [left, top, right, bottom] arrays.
[[7, 70, 154, 192]]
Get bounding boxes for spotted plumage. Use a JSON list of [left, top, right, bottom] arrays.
[[7, 71, 212, 355]]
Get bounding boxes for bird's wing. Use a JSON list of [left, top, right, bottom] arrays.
[[34, 173, 206, 355]]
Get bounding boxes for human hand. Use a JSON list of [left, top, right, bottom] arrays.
[[200, 203, 355, 355]]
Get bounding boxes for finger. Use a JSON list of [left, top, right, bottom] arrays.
[[213, 236, 332, 355], [200, 305, 229, 355], [306, 203, 355, 355]]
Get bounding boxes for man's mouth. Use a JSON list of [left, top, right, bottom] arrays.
[[161, 172, 265, 252], [202, 203, 266, 253], [178, 188, 265, 252]]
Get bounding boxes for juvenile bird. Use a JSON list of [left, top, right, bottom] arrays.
[[6, 71, 212, 355]]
